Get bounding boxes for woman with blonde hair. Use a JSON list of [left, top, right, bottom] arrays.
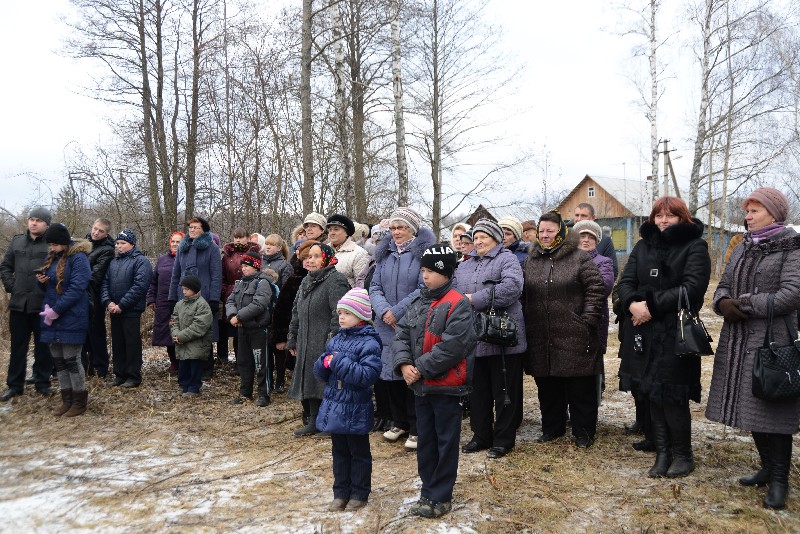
[[262, 234, 293, 288]]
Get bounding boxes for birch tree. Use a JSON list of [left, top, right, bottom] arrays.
[[391, 0, 409, 205]]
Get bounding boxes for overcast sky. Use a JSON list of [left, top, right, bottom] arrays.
[[0, 0, 699, 215]]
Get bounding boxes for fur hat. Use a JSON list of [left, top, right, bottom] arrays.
[[303, 212, 327, 231], [180, 275, 202, 294], [337, 288, 373, 323], [743, 187, 789, 223], [116, 229, 137, 246], [28, 207, 52, 226], [420, 243, 458, 278], [389, 207, 421, 235], [472, 219, 503, 245], [573, 220, 602, 243], [497, 216, 523, 241], [44, 223, 71, 245], [326, 214, 356, 237], [188, 217, 210, 233], [240, 254, 262, 270]]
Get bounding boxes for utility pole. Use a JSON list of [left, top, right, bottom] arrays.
[[661, 139, 681, 198]]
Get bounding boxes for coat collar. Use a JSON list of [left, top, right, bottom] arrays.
[[179, 231, 214, 253], [374, 227, 436, 263], [640, 218, 704, 246]]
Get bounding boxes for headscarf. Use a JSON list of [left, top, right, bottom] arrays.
[[169, 231, 185, 256], [310, 242, 339, 268], [537, 210, 568, 251]]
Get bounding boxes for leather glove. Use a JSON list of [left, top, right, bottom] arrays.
[[39, 304, 60, 326], [718, 298, 748, 323]]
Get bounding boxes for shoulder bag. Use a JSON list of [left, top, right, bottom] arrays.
[[474, 280, 518, 347], [674, 285, 714, 357], [752, 293, 800, 401]]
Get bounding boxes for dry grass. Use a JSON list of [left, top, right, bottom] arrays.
[[0, 281, 798, 532]]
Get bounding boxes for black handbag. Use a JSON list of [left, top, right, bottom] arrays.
[[474, 281, 518, 347], [674, 285, 714, 357], [752, 294, 800, 402]]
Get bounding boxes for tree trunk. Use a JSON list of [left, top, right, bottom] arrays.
[[391, 0, 409, 206], [689, 0, 714, 213], [649, 0, 659, 202], [333, 0, 353, 216], [431, 0, 442, 237], [184, 0, 202, 224], [300, 0, 314, 215]]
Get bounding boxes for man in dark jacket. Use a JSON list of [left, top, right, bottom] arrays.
[[0, 207, 55, 400], [574, 203, 619, 279], [81, 218, 115, 377]]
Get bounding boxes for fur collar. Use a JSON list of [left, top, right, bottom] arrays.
[[66, 238, 93, 257], [744, 227, 800, 253], [640, 218, 704, 246], [374, 227, 436, 263], [179, 231, 214, 253], [223, 241, 260, 256]]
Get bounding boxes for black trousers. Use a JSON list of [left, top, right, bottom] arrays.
[[535, 375, 599, 440], [178, 359, 204, 393], [386, 379, 417, 434], [331, 433, 372, 501], [373, 379, 392, 420], [237, 328, 268, 397], [217, 319, 238, 362], [7, 310, 53, 392], [469, 353, 523, 449], [81, 307, 109, 377], [416, 394, 462, 503], [272, 344, 288, 387], [110, 315, 143, 385]]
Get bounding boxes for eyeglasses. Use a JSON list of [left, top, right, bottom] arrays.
[[188, 225, 202, 230], [389, 226, 408, 231]]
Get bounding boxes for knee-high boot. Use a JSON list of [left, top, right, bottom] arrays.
[[763, 433, 792, 510], [647, 402, 672, 478], [739, 432, 770, 487], [294, 398, 320, 437], [663, 403, 694, 478]]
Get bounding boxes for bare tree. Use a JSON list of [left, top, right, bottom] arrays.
[[391, 0, 409, 205]]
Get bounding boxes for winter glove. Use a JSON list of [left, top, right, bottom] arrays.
[[323, 353, 334, 368], [718, 298, 748, 323], [39, 304, 60, 326], [168, 300, 177, 314], [209, 300, 220, 316]]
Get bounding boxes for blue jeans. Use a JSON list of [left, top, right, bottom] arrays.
[[331, 433, 372, 501]]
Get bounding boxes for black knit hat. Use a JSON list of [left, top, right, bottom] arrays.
[[180, 275, 202, 294], [420, 243, 458, 278], [326, 214, 356, 237], [44, 223, 71, 245]]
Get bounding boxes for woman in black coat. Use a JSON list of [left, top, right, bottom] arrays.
[[617, 197, 711, 479]]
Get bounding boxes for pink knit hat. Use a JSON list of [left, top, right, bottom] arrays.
[[743, 187, 789, 223], [337, 288, 373, 323]]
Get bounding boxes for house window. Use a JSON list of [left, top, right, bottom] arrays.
[[588, 186, 595, 198]]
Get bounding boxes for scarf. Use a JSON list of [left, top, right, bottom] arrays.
[[536, 212, 568, 252], [749, 222, 785, 243], [314, 243, 338, 268], [396, 236, 416, 254]]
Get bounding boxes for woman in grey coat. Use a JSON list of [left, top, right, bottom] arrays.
[[287, 242, 350, 436], [706, 187, 800, 510], [455, 219, 527, 459]]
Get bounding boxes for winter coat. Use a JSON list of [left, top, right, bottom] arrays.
[[454, 243, 527, 358], [262, 252, 294, 289], [287, 265, 350, 401], [706, 228, 800, 434], [86, 235, 115, 312], [221, 242, 262, 303], [591, 250, 614, 355], [0, 231, 49, 313], [313, 324, 383, 434], [597, 235, 619, 279], [170, 293, 213, 360], [146, 252, 177, 346], [370, 227, 436, 380], [225, 272, 273, 331], [506, 240, 529, 265], [393, 279, 477, 397], [101, 248, 153, 317], [522, 233, 605, 377], [271, 257, 307, 345], [169, 232, 222, 341], [333, 238, 370, 288], [39, 240, 92, 345], [616, 219, 711, 405]]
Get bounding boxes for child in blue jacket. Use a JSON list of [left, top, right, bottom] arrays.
[[313, 288, 382, 512]]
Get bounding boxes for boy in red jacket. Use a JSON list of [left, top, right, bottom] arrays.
[[392, 244, 476, 518]]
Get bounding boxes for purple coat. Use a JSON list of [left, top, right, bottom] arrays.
[[590, 250, 614, 355], [369, 227, 436, 380], [453, 244, 527, 357], [147, 252, 176, 347]]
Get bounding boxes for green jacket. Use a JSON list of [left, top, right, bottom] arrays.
[[170, 293, 213, 360]]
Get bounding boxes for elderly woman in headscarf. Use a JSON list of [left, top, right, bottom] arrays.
[[369, 208, 436, 449], [147, 231, 185, 374], [522, 211, 605, 449], [287, 241, 351, 436], [706, 187, 800, 510]]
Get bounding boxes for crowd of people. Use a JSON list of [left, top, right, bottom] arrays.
[[1, 188, 798, 517]]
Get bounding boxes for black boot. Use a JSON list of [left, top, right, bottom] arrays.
[[664, 403, 694, 478], [740, 432, 770, 487], [294, 398, 320, 437], [647, 403, 672, 478], [763, 433, 792, 510]]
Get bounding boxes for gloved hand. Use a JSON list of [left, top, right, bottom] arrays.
[[168, 300, 177, 314], [209, 300, 220, 316], [718, 298, 748, 323], [39, 304, 60, 326], [323, 353, 334, 368]]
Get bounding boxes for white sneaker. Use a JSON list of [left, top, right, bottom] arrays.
[[383, 426, 408, 442], [404, 435, 418, 451]]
